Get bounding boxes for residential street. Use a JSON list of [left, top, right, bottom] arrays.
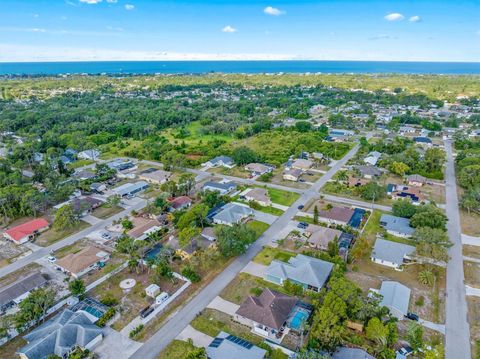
[[0, 197, 146, 280], [444, 140, 471, 359], [129, 143, 361, 359]]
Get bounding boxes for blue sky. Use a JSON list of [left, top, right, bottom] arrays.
[[0, 0, 479, 62]]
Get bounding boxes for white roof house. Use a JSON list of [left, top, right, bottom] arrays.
[[364, 151, 382, 166], [78, 149, 100, 160], [112, 181, 149, 197], [371, 238, 415, 271], [212, 203, 253, 226]]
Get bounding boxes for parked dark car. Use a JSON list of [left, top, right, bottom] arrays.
[[140, 306, 154, 318], [297, 205, 305, 210], [297, 222, 308, 229], [405, 312, 419, 321]]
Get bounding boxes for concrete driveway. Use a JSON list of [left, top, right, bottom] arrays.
[[207, 296, 240, 316], [462, 234, 480, 246], [252, 210, 278, 225], [241, 261, 268, 278], [419, 319, 445, 334], [466, 285, 480, 297], [94, 327, 142, 359], [177, 325, 213, 348]]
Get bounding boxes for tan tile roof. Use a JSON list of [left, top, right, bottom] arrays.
[[56, 246, 109, 275]]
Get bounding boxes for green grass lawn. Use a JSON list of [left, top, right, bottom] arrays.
[[67, 159, 94, 169], [293, 215, 315, 225], [92, 204, 124, 219], [253, 246, 296, 265], [164, 121, 234, 146], [157, 340, 200, 359], [191, 308, 263, 345], [35, 220, 90, 247], [266, 187, 300, 206], [246, 220, 270, 239]]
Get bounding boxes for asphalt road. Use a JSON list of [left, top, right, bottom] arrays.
[[129, 143, 361, 359], [0, 197, 146, 280], [444, 140, 471, 359]]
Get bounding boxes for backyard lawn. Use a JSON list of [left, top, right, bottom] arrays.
[[35, 220, 90, 246], [92, 205, 123, 219], [253, 246, 296, 266], [157, 340, 201, 359]]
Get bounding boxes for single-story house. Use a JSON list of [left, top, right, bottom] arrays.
[[380, 214, 415, 238], [17, 309, 103, 359], [74, 170, 96, 181], [3, 218, 50, 245], [0, 273, 48, 313], [332, 347, 374, 359], [202, 156, 235, 169], [62, 196, 103, 217], [168, 196, 192, 211], [244, 188, 271, 207], [316, 206, 355, 226], [206, 331, 267, 359], [265, 254, 334, 292], [77, 149, 100, 161], [201, 227, 217, 241], [390, 186, 426, 205], [128, 217, 162, 240], [347, 177, 370, 187], [379, 281, 411, 319], [364, 151, 382, 166], [283, 169, 303, 182], [245, 163, 274, 177], [55, 245, 110, 278], [407, 174, 427, 187], [90, 182, 107, 193], [113, 181, 149, 197], [107, 159, 136, 172], [371, 238, 415, 271], [399, 126, 416, 134], [168, 236, 212, 260], [413, 136, 433, 147], [304, 224, 343, 250], [139, 169, 172, 185], [212, 203, 253, 226], [290, 159, 313, 171], [234, 288, 297, 340], [354, 165, 383, 179], [202, 180, 237, 195]]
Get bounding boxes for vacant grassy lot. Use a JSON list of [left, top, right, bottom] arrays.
[[463, 245, 480, 259], [157, 340, 200, 359], [245, 220, 269, 239], [468, 296, 480, 358], [92, 205, 123, 219], [35, 220, 90, 247], [0, 333, 27, 358], [460, 210, 480, 237], [266, 187, 300, 206], [253, 246, 296, 266], [464, 262, 480, 288]]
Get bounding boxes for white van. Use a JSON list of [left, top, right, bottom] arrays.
[[155, 292, 169, 305]]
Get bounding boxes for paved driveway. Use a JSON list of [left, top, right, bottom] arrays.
[[252, 210, 278, 225], [466, 285, 480, 297], [94, 327, 142, 359], [207, 296, 240, 316], [241, 261, 268, 278], [177, 325, 213, 348], [462, 234, 480, 246]]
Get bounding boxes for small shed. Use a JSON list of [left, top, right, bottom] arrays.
[[145, 284, 160, 298]]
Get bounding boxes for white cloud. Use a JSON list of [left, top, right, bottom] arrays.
[[369, 34, 397, 40], [33, 14, 39, 18], [264, 6, 285, 16], [79, 0, 102, 4], [409, 15, 421, 22], [222, 25, 237, 33], [476, 30, 480, 36], [106, 0, 117, 2], [384, 13, 405, 21], [125, 4, 134, 10]]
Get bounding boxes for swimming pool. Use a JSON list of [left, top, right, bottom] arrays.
[[348, 208, 366, 228], [288, 307, 310, 330]]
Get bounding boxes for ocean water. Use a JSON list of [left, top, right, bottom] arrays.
[[0, 60, 480, 76]]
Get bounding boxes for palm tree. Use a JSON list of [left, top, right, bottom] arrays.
[[418, 269, 435, 287]]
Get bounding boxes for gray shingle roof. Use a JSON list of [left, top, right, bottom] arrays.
[[202, 181, 236, 192], [18, 309, 103, 359], [379, 281, 411, 316], [265, 254, 334, 289], [0, 273, 47, 308], [371, 238, 415, 266], [380, 214, 415, 236], [212, 203, 253, 224]]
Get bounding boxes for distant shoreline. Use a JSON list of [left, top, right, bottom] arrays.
[[1, 60, 480, 76]]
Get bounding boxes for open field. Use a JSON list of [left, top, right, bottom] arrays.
[[266, 187, 300, 206], [35, 220, 90, 247], [464, 262, 480, 288], [253, 246, 296, 266], [157, 340, 200, 359], [460, 210, 480, 237], [468, 296, 480, 358]]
